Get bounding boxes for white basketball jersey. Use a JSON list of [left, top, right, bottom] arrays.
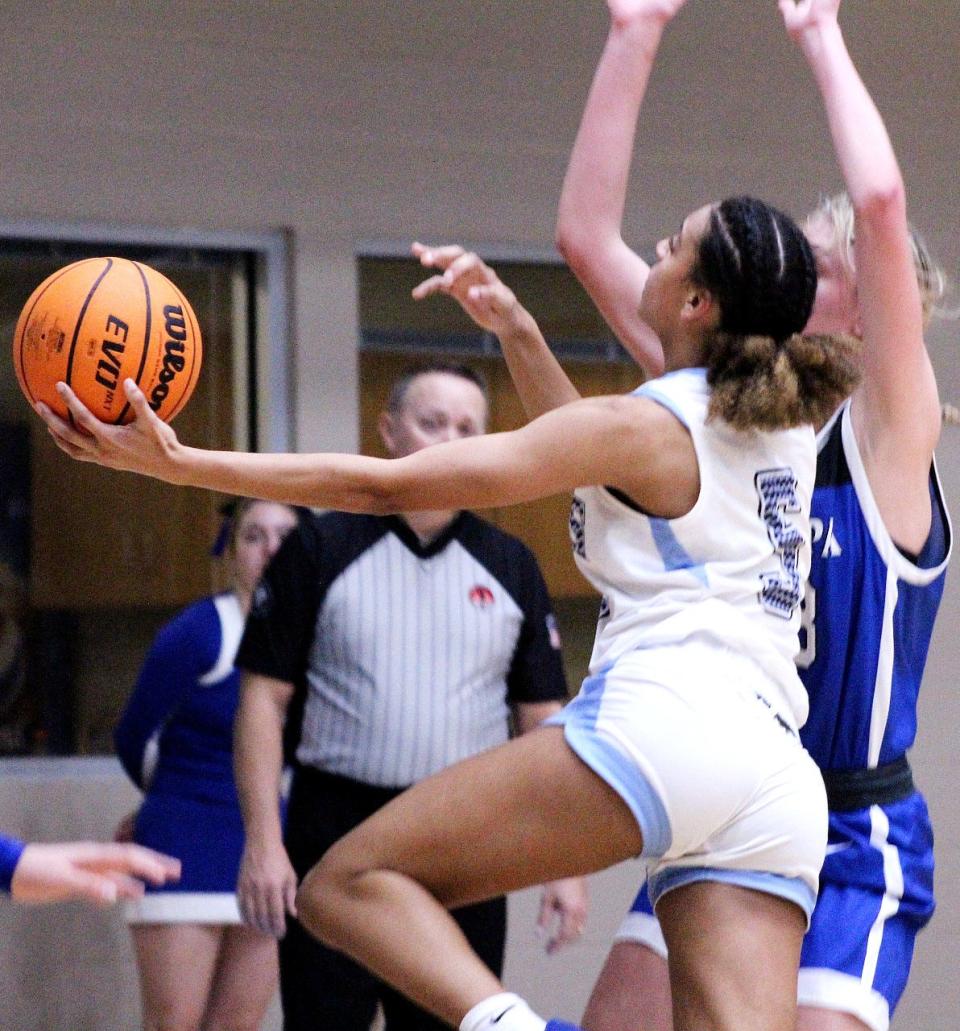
[[570, 368, 815, 727]]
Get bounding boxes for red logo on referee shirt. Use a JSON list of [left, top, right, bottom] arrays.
[[469, 585, 495, 608]]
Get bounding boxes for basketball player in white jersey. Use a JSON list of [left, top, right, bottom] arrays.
[[39, 179, 858, 1029]]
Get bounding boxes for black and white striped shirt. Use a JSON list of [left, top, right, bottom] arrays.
[[237, 511, 567, 788]]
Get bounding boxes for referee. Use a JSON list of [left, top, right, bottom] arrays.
[[232, 363, 585, 1031]]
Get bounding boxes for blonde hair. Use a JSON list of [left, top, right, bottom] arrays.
[[808, 193, 947, 328]]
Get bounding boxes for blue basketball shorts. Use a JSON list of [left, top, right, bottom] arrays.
[[797, 791, 934, 1031]]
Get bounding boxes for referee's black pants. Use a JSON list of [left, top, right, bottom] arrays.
[[280, 766, 507, 1031]]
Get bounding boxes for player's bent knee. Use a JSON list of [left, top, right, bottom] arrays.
[[294, 859, 342, 943], [295, 838, 369, 944]]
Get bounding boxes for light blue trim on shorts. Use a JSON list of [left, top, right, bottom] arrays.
[[648, 865, 817, 923], [546, 665, 672, 857]]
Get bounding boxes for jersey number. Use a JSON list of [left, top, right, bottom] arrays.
[[755, 468, 804, 619], [796, 582, 816, 669]]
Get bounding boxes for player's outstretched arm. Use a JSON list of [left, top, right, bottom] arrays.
[[555, 0, 690, 376], [411, 243, 580, 420], [8, 839, 180, 905], [781, 0, 939, 454], [782, 0, 940, 555], [38, 374, 689, 519]]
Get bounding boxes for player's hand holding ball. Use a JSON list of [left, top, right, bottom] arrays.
[[14, 256, 201, 479], [38, 377, 186, 481]]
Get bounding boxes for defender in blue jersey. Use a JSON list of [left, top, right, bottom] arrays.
[[793, 400, 950, 1028], [541, 3, 951, 1031], [611, 402, 950, 1031], [614, 398, 950, 1029]]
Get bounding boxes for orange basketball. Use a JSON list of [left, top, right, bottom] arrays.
[[13, 257, 202, 424]]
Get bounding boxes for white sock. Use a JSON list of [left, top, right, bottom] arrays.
[[459, 992, 547, 1031]]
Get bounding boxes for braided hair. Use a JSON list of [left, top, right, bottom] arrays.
[[693, 197, 860, 431]]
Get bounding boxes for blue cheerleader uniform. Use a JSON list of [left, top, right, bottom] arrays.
[[115, 592, 279, 923]]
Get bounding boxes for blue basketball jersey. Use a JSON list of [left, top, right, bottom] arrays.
[[797, 402, 951, 770]]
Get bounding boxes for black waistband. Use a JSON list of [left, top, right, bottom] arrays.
[[291, 764, 408, 807], [821, 756, 914, 812]]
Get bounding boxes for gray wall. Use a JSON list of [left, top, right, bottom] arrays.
[[0, 2, 957, 1028]]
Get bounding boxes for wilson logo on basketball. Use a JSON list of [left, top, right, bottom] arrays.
[[148, 305, 189, 412], [468, 585, 495, 608]]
